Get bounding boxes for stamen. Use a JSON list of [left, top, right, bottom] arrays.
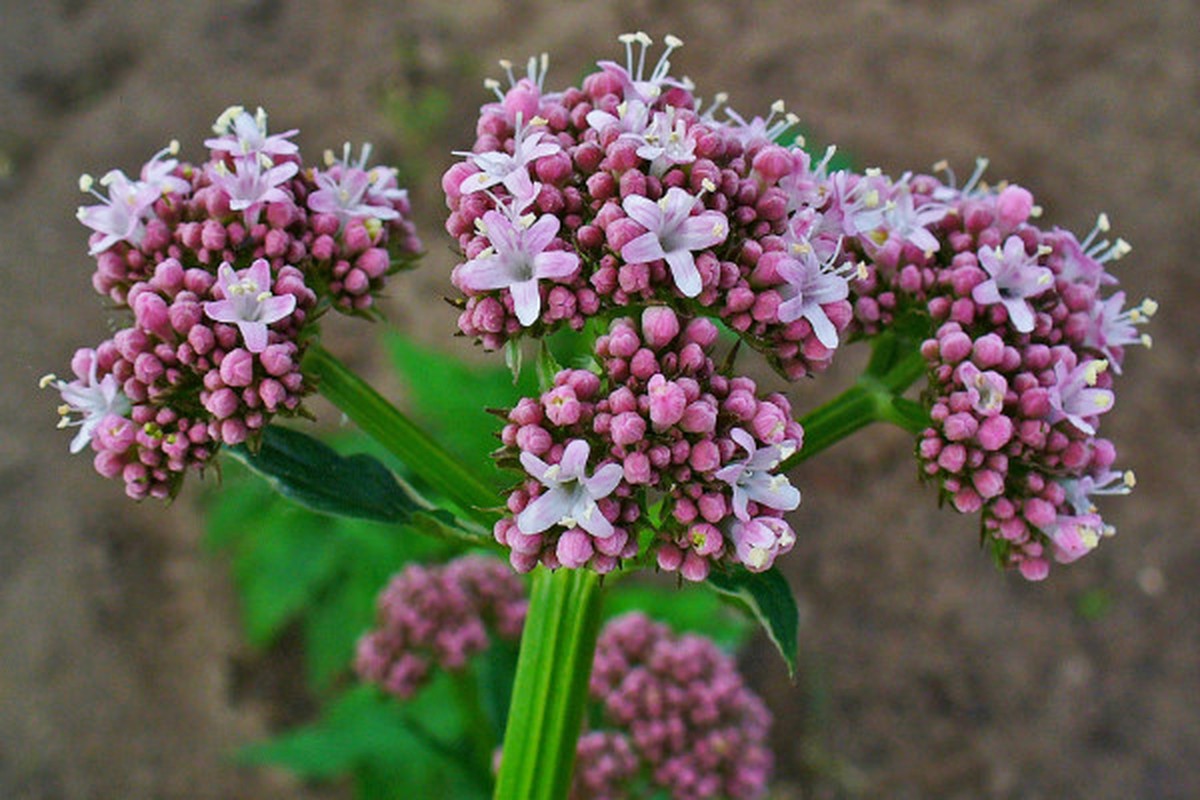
[[39, 373, 59, 389], [78, 174, 94, 193]]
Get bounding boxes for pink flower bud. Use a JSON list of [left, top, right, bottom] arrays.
[[996, 185, 1034, 228], [630, 348, 659, 380], [556, 528, 595, 568], [681, 401, 717, 434], [1023, 498, 1057, 529], [515, 424, 552, 455], [641, 306, 681, 349], [205, 387, 240, 419], [544, 385, 582, 426], [689, 439, 720, 473], [611, 411, 647, 447], [219, 348, 255, 388], [648, 375, 687, 429], [623, 451, 652, 484], [698, 493, 728, 524]]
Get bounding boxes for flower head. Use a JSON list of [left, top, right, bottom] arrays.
[[202, 259, 296, 353]]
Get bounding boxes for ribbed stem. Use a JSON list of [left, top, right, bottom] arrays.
[[493, 567, 604, 800]]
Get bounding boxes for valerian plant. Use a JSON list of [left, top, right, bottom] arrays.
[[47, 31, 1153, 800]]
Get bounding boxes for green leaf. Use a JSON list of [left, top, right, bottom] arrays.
[[227, 425, 420, 523], [706, 566, 799, 676], [535, 339, 563, 391]]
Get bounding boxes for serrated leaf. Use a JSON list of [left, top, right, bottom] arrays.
[[706, 566, 799, 677], [227, 426, 419, 523]]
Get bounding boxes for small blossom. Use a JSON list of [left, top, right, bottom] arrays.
[[518, 439, 624, 538], [714, 428, 800, 520], [76, 170, 159, 254], [621, 187, 728, 298], [455, 119, 561, 196], [203, 259, 296, 353], [457, 209, 580, 326], [308, 163, 401, 229], [42, 352, 132, 453], [206, 158, 298, 222], [775, 243, 853, 348], [972, 235, 1054, 333], [205, 105, 299, 159], [1047, 358, 1114, 435]]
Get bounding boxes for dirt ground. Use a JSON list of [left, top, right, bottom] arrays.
[[2, 1, 1197, 798]]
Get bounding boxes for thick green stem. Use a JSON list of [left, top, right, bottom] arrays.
[[302, 344, 499, 526], [494, 567, 604, 800], [782, 339, 930, 470]]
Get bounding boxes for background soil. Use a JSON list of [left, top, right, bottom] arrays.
[[2, 1, 1197, 798]]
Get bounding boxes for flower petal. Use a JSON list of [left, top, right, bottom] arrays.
[[663, 249, 701, 297], [517, 487, 573, 534], [510, 279, 542, 326], [621, 232, 666, 265]]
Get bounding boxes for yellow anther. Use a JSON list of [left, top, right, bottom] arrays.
[[256, 291, 271, 303], [1140, 333, 1153, 348], [1030, 204, 1044, 218], [1083, 359, 1108, 385], [1110, 238, 1132, 260], [701, 178, 716, 193], [770, 99, 786, 115], [1123, 470, 1137, 488], [932, 159, 950, 173], [57, 403, 71, 416], [1140, 298, 1158, 317], [618, 33, 638, 44], [664, 34, 684, 48], [1037, 244, 1053, 256], [498, 58, 512, 71], [78, 174, 94, 193], [1097, 212, 1110, 232], [39, 373, 59, 389]]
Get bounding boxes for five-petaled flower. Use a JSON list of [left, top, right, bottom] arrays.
[[621, 187, 728, 298], [456, 209, 579, 326], [204, 105, 299, 160], [714, 428, 801, 521], [203, 259, 296, 353], [972, 235, 1054, 333], [1047, 358, 1114, 436], [42, 350, 132, 454], [76, 170, 160, 255], [517, 439, 624, 539]]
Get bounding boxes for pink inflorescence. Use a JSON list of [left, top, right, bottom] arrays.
[[354, 555, 528, 699], [840, 159, 1153, 579], [444, 33, 857, 379], [492, 307, 802, 581], [577, 612, 773, 800], [46, 106, 422, 499]]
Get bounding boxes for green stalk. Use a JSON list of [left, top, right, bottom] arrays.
[[302, 343, 499, 526], [494, 567, 604, 800], [450, 666, 497, 780], [782, 339, 930, 470]]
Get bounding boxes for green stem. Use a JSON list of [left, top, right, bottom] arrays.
[[782, 339, 930, 470], [494, 567, 604, 800], [302, 344, 499, 526]]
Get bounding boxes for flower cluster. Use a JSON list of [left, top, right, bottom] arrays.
[[354, 555, 528, 699], [835, 159, 1152, 578], [355, 557, 773, 800], [45, 107, 421, 498], [444, 33, 858, 379], [492, 307, 802, 580], [578, 612, 773, 800]]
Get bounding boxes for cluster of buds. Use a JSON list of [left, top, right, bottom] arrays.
[[444, 33, 858, 379], [45, 106, 421, 498], [492, 307, 802, 581], [577, 612, 773, 800], [831, 158, 1152, 578], [356, 557, 773, 800], [354, 555, 528, 698]]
